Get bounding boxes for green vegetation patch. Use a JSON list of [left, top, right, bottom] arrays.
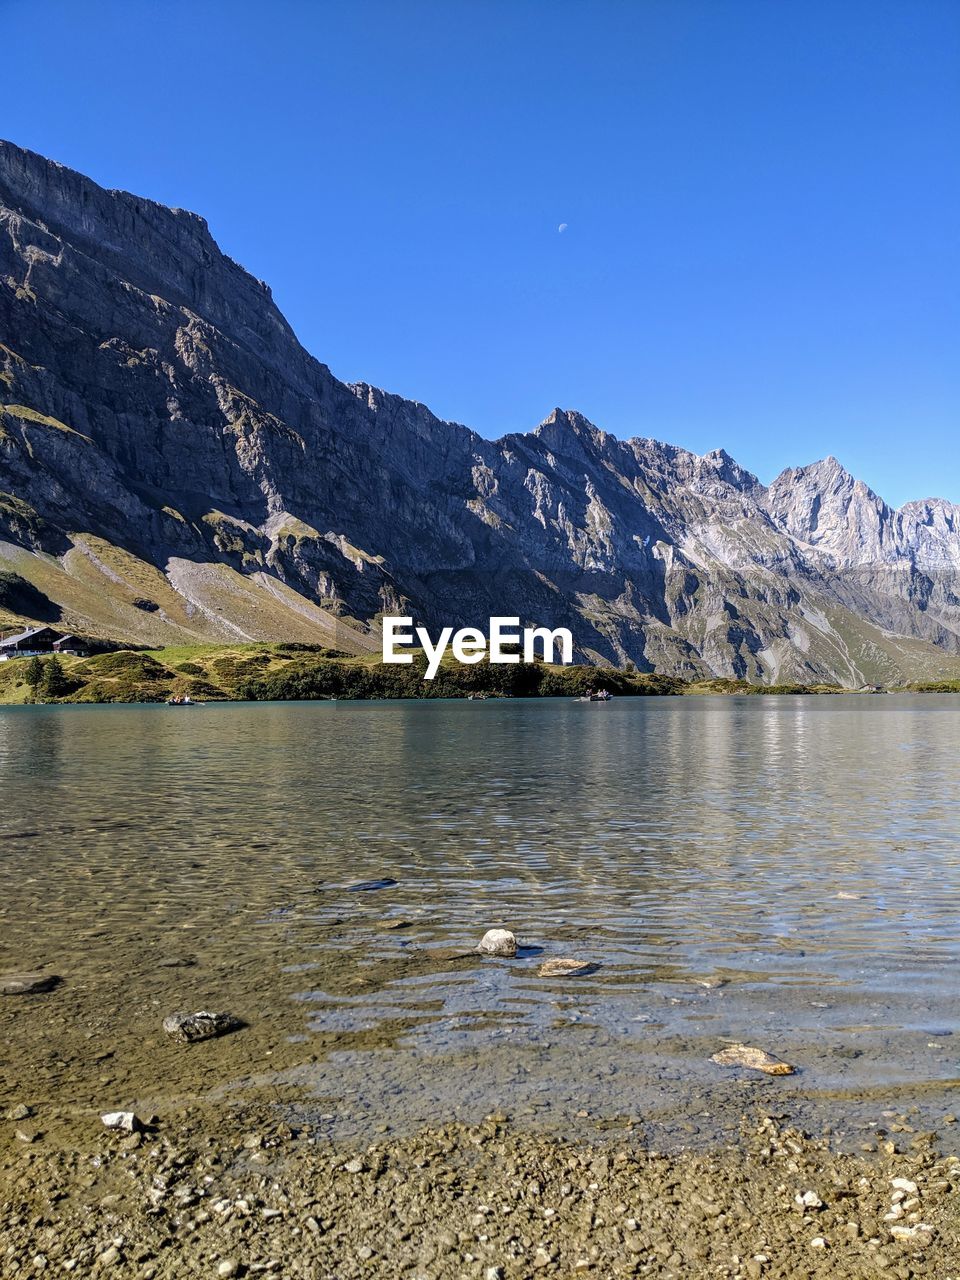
[[0, 404, 92, 442], [85, 652, 168, 679], [685, 677, 844, 696], [236, 658, 686, 702], [0, 639, 923, 706]]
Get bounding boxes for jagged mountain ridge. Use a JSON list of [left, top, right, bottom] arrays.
[[2, 137, 960, 685]]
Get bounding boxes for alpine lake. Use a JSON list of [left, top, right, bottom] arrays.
[[1, 696, 959, 1276]]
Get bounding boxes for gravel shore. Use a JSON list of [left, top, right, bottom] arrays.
[[3, 1102, 958, 1278]]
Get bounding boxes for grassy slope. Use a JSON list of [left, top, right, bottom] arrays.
[[0, 538, 377, 652]]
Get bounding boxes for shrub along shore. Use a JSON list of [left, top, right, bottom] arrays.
[[0, 643, 957, 705]]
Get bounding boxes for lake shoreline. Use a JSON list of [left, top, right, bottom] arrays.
[[3, 1096, 958, 1278], [7, 688, 960, 710], [4, 640, 960, 705], [1, 685, 957, 707]]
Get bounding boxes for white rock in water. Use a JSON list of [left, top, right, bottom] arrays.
[[477, 929, 517, 957], [101, 1111, 139, 1133], [710, 1043, 795, 1076]]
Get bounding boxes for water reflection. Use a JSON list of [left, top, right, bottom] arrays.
[[0, 696, 957, 1128]]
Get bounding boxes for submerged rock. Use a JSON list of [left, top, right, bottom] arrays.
[[347, 878, 397, 893], [429, 947, 481, 963], [1, 971, 59, 995], [537, 958, 596, 978], [710, 1044, 796, 1076], [162, 1011, 243, 1044], [477, 929, 518, 957]]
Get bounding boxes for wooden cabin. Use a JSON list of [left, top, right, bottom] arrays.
[[0, 627, 86, 660]]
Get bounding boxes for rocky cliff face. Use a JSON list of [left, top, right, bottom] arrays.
[[2, 138, 959, 685]]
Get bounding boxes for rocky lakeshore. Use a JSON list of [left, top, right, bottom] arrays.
[[3, 1100, 959, 1278], [4, 943, 958, 1278]]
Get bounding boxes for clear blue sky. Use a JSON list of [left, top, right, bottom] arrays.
[[3, 0, 958, 506]]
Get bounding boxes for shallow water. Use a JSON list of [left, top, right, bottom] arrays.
[[1, 696, 958, 1145]]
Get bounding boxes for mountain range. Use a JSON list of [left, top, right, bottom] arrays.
[[2, 138, 959, 686]]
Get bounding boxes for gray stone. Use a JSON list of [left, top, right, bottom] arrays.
[[537, 958, 595, 978], [1, 971, 59, 996], [162, 1011, 242, 1044]]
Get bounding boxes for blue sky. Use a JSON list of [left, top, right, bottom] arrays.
[[3, 0, 958, 506]]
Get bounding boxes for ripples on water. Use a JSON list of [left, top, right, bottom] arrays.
[[0, 696, 957, 1134]]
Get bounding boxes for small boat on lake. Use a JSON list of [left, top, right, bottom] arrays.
[[575, 689, 613, 702], [166, 695, 199, 706]]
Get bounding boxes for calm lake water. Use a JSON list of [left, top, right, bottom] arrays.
[[1, 696, 958, 1145]]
